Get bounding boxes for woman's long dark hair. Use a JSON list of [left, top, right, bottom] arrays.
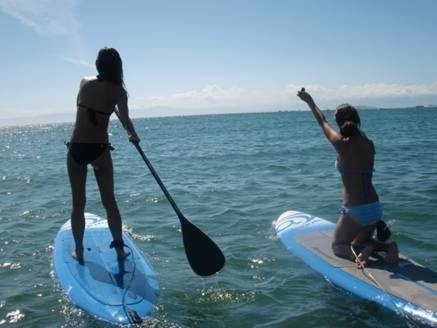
[[334, 104, 361, 138], [95, 47, 125, 89]]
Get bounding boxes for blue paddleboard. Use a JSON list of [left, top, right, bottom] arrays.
[[53, 213, 159, 325], [275, 210, 437, 326]]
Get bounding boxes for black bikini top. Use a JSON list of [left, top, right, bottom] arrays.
[[77, 103, 113, 126], [77, 76, 115, 126]]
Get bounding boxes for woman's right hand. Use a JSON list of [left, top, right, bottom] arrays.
[[297, 87, 314, 105], [129, 134, 140, 144]]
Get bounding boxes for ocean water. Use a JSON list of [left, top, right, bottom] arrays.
[[0, 109, 436, 328]]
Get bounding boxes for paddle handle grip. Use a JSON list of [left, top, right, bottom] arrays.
[[133, 143, 184, 219]]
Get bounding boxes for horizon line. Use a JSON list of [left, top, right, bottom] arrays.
[[1, 105, 436, 129]]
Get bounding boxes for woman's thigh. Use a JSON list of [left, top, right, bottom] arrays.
[[332, 214, 362, 244], [92, 150, 116, 204], [67, 152, 87, 208]]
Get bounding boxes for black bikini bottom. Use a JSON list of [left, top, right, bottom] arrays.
[[68, 142, 109, 165]]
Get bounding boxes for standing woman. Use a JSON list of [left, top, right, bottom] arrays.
[[67, 47, 140, 263], [297, 88, 398, 267]]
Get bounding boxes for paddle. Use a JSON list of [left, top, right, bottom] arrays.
[[132, 142, 225, 276]]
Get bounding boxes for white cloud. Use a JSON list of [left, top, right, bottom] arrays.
[[130, 82, 437, 111], [130, 84, 287, 111], [285, 82, 437, 100], [64, 56, 93, 68], [173, 85, 244, 103]]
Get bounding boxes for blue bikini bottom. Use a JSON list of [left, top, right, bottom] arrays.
[[341, 201, 382, 226]]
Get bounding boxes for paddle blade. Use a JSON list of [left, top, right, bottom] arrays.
[[180, 216, 225, 276]]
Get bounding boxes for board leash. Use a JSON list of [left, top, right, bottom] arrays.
[[120, 243, 143, 324], [350, 245, 420, 327], [350, 245, 383, 289]]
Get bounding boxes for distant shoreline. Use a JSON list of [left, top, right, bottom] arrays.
[[372, 105, 437, 110], [325, 105, 437, 111]]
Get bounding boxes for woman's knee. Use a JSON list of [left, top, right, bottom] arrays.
[[331, 241, 342, 256], [331, 241, 352, 259]]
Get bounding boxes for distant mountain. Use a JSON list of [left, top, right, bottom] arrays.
[[378, 105, 437, 110]]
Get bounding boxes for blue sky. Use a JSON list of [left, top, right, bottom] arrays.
[[1, 0, 437, 125]]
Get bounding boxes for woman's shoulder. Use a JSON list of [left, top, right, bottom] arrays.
[[80, 76, 124, 93], [79, 76, 98, 88]]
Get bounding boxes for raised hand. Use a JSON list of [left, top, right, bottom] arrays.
[[297, 87, 314, 105]]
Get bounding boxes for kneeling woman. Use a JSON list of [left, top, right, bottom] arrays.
[[297, 88, 398, 267]]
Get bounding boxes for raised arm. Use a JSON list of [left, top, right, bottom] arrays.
[[297, 88, 343, 147], [115, 90, 140, 144]]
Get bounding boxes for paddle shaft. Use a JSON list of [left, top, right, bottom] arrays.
[[112, 109, 182, 218], [133, 142, 184, 220]]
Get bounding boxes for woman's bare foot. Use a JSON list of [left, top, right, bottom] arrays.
[[71, 248, 84, 265], [356, 244, 374, 268], [385, 241, 399, 263], [110, 240, 131, 261]]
